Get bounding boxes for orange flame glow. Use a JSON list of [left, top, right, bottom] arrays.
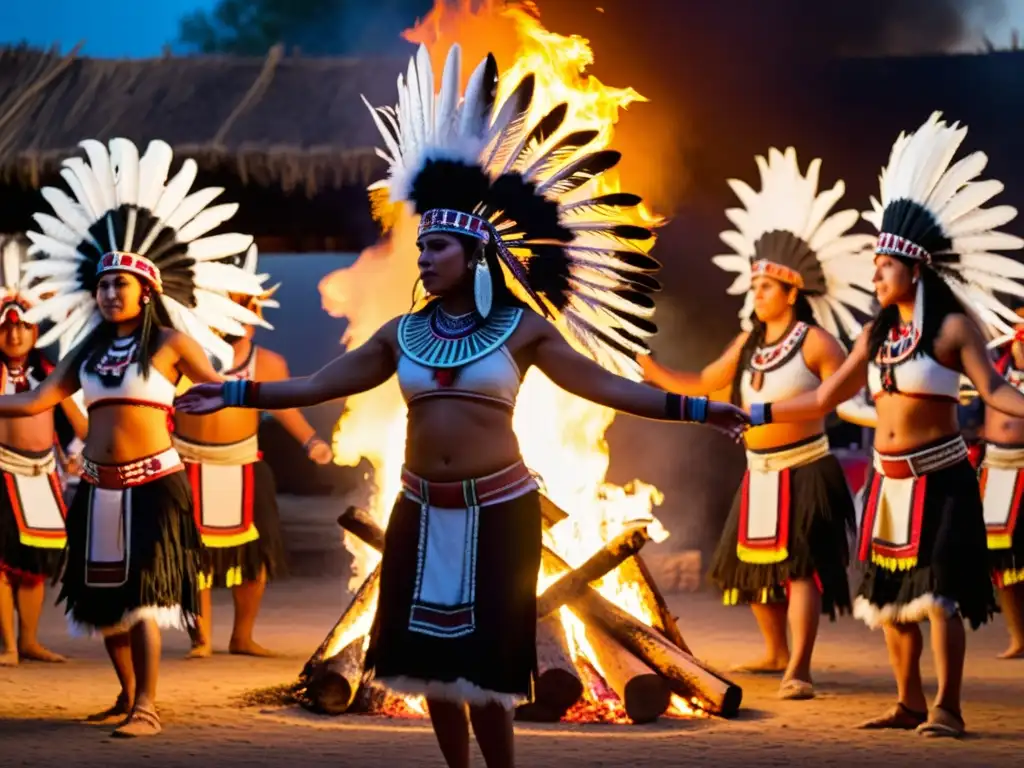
[[318, 0, 696, 722]]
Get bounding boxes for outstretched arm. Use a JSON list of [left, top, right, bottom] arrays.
[[0, 354, 80, 418], [59, 396, 89, 440], [532, 321, 748, 439], [637, 333, 746, 396], [257, 348, 333, 464], [175, 319, 400, 414], [957, 315, 1024, 418], [804, 327, 877, 428], [756, 327, 872, 424], [171, 332, 229, 385]]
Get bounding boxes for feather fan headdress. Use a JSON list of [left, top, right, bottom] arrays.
[[862, 112, 1024, 338], [22, 138, 270, 368], [0, 235, 39, 326], [227, 245, 280, 326], [711, 147, 875, 337], [363, 44, 661, 376]]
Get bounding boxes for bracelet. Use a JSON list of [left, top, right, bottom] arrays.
[[665, 393, 683, 420], [750, 402, 773, 426], [222, 380, 260, 408], [683, 396, 709, 423]]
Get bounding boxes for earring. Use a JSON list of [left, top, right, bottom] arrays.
[[474, 259, 492, 319]]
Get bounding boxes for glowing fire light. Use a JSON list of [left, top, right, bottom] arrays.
[[318, 0, 696, 722]]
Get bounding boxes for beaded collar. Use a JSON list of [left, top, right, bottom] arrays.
[[398, 304, 523, 369], [749, 322, 809, 373]]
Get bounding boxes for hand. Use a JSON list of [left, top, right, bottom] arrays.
[[307, 437, 334, 465], [64, 453, 83, 477], [704, 401, 750, 443], [174, 382, 228, 416]]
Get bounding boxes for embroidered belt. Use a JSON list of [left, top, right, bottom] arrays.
[[401, 461, 537, 509], [173, 434, 260, 466], [872, 436, 968, 480], [981, 442, 1024, 470], [0, 444, 56, 476], [81, 448, 183, 489], [737, 435, 830, 565], [859, 436, 967, 570]]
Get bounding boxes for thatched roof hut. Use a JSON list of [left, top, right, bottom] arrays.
[[0, 44, 405, 252]]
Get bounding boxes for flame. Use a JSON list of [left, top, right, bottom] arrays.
[[318, 0, 692, 722]]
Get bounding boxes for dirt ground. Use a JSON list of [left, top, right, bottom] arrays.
[[1, 576, 1022, 767]]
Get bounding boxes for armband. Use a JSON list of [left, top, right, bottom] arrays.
[[222, 380, 260, 408]]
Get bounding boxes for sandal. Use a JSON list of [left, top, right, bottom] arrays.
[[778, 679, 815, 700], [857, 702, 928, 730], [111, 706, 162, 738], [85, 692, 132, 724], [916, 706, 965, 739]]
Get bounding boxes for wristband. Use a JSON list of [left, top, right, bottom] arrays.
[[750, 402, 773, 426], [304, 435, 326, 452], [222, 380, 260, 408], [665, 393, 683, 420], [683, 395, 709, 423]]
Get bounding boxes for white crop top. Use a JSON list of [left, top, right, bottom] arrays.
[[867, 328, 962, 402], [79, 336, 178, 410], [739, 322, 820, 407], [397, 345, 522, 408]]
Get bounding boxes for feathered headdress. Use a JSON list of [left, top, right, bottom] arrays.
[[22, 138, 271, 368], [362, 44, 660, 377], [862, 112, 1024, 338], [0, 234, 38, 326], [227, 245, 280, 326], [711, 147, 876, 337]]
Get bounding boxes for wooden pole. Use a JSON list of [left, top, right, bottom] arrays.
[[514, 615, 583, 722]]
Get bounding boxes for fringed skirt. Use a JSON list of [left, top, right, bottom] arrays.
[[57, 448, 201, 637], [708, 435, 855, 619], [0, 444, 67, 586], [177, 434, 287, 590], [854, 436, 996, 630], [365, 462, 542, 710], [979, 442, 1024, 589]]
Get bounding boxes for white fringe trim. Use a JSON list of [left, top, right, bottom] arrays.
[[67, 605, 195, 638], [374, 676, 526, 711], [853, 593, 958, 630]]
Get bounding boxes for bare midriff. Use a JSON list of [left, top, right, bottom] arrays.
[[0, 410, 57, 454], [743, 418, 826, 452], [405, 398, 522, 481], [983, 407, 1024, 446], [872, 394, 959, 454], [175, 408, 260, 446]]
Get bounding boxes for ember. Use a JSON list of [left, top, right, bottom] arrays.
[[312, 0, 740, 724]]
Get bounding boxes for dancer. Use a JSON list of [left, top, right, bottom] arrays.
[[1, 138, 268, 736], [639, 147, 875, 699], [744, 113, 1024, 737], [0, 234, 87, 666], [174, 246, 333, 659], [975, 308, 1024, 658], [177, 43, 748, 768]]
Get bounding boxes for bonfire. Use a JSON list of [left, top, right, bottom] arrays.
[[305, 0, 741, 724]]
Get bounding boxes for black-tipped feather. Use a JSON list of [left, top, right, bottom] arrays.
[[539, 150, 622, 196], [485, 74, 535, 170], [506, 104, 568, 173], [521, 130, 600, 182]]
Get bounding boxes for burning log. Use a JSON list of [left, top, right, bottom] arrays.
[[514, 615, 583, 723], [337, 506, 386, 551], [540, 546, 741, 718], [298, 560, 381, 715], [536, 525, 651, 618], [617, 555, 691, 653], [573, 607, 670, 724]]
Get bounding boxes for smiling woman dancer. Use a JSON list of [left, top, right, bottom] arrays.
[[639, 148, 875, 700], [0, 138, 267, 737], [177, 43, 749, 768], [744, 113, 1024, 738]]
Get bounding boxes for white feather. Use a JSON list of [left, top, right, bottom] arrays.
[[78, 139, 117, 212]]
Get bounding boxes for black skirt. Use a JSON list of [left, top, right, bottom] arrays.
[[199, 461, 288, 589], [855, 459, 996, 630], [0, 463, 64, 585], [708, 451, 855, 619], [365, 489, 542, 708], [978, 446, 1024, 589], [57, 470, 202, 634]]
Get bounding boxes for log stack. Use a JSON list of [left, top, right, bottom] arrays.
[[297, 500, 741, 724]]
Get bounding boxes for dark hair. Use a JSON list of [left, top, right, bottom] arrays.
[[75, 284, 173, 385], [730, 290, 817, 406], [866, 257, 968, 361], [415, 232, 525, 314]]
